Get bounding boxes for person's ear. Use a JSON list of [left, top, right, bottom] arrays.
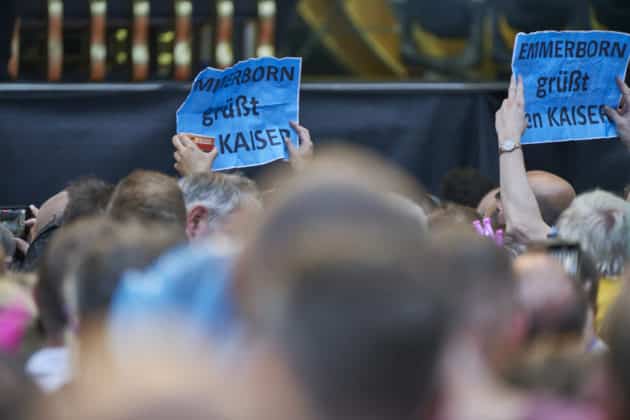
[[186, 205, 210, 240], [505, 310, 528, 351]]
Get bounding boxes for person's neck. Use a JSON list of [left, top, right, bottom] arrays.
[[439, 331, 526, 420]]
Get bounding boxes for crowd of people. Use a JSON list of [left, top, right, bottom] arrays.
[[1, 75, 630, 420]]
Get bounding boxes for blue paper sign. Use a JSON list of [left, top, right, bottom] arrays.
[[511, 31, 630, 144], [177, 57, 302, 170]]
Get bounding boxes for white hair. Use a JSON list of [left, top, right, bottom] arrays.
[[178, 173, 260, 233], [557, 190, 630, 276]]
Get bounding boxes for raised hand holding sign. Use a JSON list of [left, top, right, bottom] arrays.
[[176, 57, 302, 171], [511, 31, 630, 144], [172, 134, 219, 177]]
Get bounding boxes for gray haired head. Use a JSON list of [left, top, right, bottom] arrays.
[[178, 172, 260, 233], [557, 190, 630, 277]]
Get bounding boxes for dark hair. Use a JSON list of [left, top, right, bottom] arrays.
[[37, 217, 184, 338], [75, 221, 185, 323], [428, 203, 480, 231], [21, 217, 62, 273], [63, 177, 114, 224], [440, 167, 496, 209], [426, 228, 517, 334], [108, 170, 187, 231], [36, 218, 117, 339], [282, 262, 446, 420], [236, 182, 444, 420]]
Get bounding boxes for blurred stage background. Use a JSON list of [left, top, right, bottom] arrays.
[[1, 0, 630, 204], [3, 0, 630, 82]]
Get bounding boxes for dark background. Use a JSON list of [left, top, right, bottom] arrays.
[[1, 83, 629, 206]]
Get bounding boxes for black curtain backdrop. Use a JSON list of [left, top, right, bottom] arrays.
[[1, 83, 629, 206]]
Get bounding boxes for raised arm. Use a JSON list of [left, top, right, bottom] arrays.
[[496, 75, 550, 240]]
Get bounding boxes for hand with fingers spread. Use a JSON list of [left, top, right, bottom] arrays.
[[605, 77, 630, 148], [172, 134, 219, 177], [284, 121, 314, 172], [496, 75, 527, 145]]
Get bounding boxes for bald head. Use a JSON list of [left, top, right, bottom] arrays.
[[33, 190, 69, 241], [526, 171, 575, 226], [514, 252, 587, 342], [477, 173, 575, 228]]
